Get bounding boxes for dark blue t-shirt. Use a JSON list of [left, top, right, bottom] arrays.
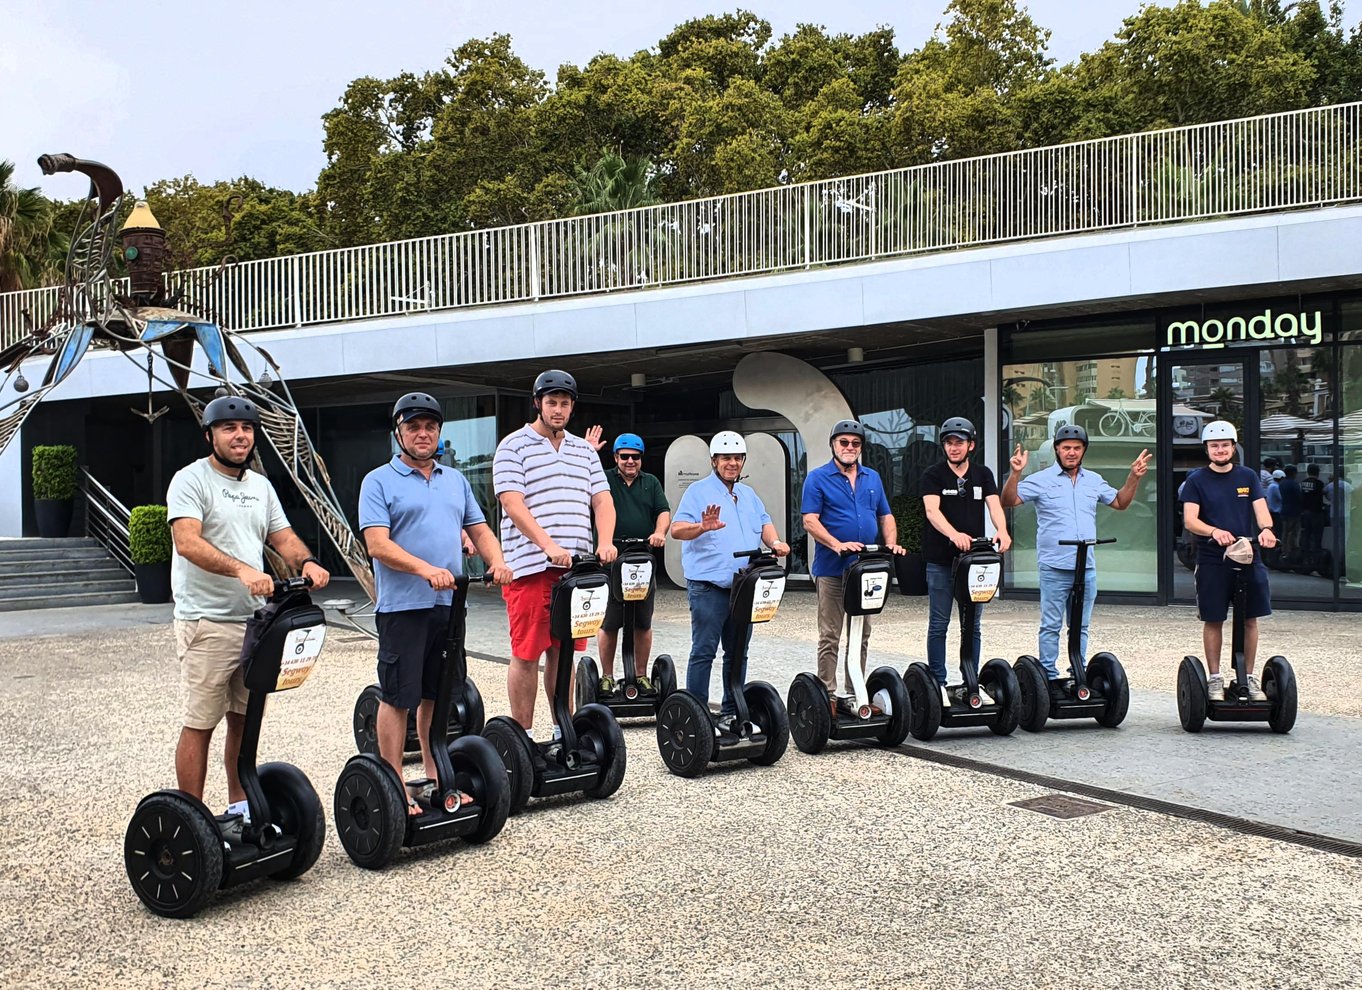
[[1180, 465, 1264, 564]]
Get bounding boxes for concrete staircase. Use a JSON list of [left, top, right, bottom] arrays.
[[0, 537, 141, 612]]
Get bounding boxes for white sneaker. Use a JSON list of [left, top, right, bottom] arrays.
[[1207, 674, 1225, 702], [939, 685, 952, 709], [977, 685, 996, 706], [1247, 674, 1267, 703]]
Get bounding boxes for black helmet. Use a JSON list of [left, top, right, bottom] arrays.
[[393, 392, 443, 428], [829, 419, 866, 444], [202, 395, 260, 428], [940, 417, 975, 443], [1054, 424, 1089, 448], [533, 369, 578, 400]]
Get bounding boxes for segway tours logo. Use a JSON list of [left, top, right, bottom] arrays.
[[620, 561, 653, 602], [966, 563, 1001, 603], [570, 587, 607, 638], [276, 625, 327, 691], [1165, 308, 1324, 351], [859, 572, 888, 611], [750, 576, 785, 624]]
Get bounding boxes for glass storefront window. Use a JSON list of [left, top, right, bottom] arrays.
[[1002, 355, 1159, 594], [1339, 302, 1362, 602]]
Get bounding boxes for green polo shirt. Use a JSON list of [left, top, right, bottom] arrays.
[[605, 467, 670, 540]]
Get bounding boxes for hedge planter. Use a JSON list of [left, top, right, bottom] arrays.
[[34, 498, 74, 538], [134, 562, 172, 604], [894, 551, 928, 596]]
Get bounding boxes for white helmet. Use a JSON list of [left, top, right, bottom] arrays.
[[1202, 420, 1238, 443], [709, 430, 747, 456]]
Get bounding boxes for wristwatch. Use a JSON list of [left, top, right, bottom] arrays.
[[301, 555, 323, 570]]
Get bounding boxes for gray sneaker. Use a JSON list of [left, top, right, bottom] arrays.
[[1247, 674, 1268, 703], [1207, 674, 1225, 702]]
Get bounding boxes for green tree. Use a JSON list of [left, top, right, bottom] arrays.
[[0, 160, 68, 291]]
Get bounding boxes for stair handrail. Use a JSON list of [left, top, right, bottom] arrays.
[[78, 467, 133, 574]]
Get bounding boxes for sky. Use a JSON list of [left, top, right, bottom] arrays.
[[2, 0, 1357, 198]]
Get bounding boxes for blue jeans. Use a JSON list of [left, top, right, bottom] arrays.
[[1038, 564, 1097, 680], [926, 562, 982, 686], [685, 580, 753, 715]]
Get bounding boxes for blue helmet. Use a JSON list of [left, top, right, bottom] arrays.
[[613, 433, 645, 454]]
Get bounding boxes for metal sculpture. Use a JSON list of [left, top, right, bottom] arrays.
[[0, 154, 375, 600]]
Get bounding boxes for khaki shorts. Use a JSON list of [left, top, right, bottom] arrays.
[[175, 618, 249, 730]]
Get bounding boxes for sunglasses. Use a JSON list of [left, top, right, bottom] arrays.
[[616, 452, 642, 461], [837, 438, 862, 448]]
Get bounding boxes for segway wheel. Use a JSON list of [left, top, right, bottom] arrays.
[[656, 691, 715, 777], [981, 658, 1020, 736], [352, 684, 382, 755], [124, 792, 224, 918], [575, 703, 628, 800], [867, 665, 911, 748], [448, 735, 511, 843], [258, 762, 325, 880], [1087, 652, 1130, 728], [1013, 655, 1050, 733], [1177, 656, 1208, 733], [482, 717, 535, 814], [787, 673, 832, 755], [903, 663, 942, 741], [454, 676, 486, 738], [333, 754, 406, 869], [651, 654, 678, 707], [1264, 655, 1297, 734], [575, 656, 600, 711], [744, 681, 790, 767]]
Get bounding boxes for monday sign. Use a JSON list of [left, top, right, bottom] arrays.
[[1165, 307, 1324, 350]]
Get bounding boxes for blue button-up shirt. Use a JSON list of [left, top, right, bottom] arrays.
[[359, 456, 486, 612], [800, 460, 891, 578], [1015, 465, 1118, 570], [674, 471, 772, 588]]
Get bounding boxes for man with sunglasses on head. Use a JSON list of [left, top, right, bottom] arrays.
[[801, 420, 903, 715], [595, 433, 671, 694], [921, 417, 1011, 703]]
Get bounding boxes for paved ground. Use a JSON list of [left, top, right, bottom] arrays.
[[0, 595, 1360, 989]]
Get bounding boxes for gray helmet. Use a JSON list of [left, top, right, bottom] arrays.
[[533, 369, 578, 400], [829, 419, 866, 444], [940, 417, 975, 443], [202, 395, 259, 428], [1054, 424, 1089, 448], [392, 392, 443, 427]]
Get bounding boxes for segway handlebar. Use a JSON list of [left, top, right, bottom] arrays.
[[837, 543, 894, 556], [270, 576, 313, 598], [1057, 538, 1118, 547], [733, 546, 775, 560]]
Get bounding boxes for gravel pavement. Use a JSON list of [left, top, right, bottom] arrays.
[[1, 611, 1360, 990]]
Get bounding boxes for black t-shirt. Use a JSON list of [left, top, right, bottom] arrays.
[[1300, 476, 1325, 512], [920, 460, 999, 565], [1181, 465, 1264, 564]]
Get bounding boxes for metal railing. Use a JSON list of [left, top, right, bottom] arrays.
[[4, 101, 1360, 349], [79, 467, 132, 575]]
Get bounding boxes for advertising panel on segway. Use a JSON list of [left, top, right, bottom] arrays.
[[788, 546, 911, 754], [124, 578, 328, 918], [482, 555, 628, 813], [655, 547, 790, 777]]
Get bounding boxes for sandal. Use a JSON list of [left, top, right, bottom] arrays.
[[406, 796, 422, 817]]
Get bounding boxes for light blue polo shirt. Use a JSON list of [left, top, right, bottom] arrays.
[[674, 471, 772, 588], [1015, 465, 1118, 570], [801, 460, 891, 578], [359, 456, 486, 612]]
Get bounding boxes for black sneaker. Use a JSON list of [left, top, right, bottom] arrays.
[[713, 713, 737, 736]]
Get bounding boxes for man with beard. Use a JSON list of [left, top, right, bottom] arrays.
[[494, 370, 617, 749], [671, 431, 790, 728], [801, 419, 903, 713], [166, 395, 330, 821], [1000, 425, 1151, 684], [360, 392, 513, 814], [920, 417, 1011, 703], [1179, 421, 1278, 702]]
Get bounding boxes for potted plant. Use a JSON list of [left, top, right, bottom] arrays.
[[32, 444, 78, 538], [129, 504, 173, 604], [891, 493, 928, 596]]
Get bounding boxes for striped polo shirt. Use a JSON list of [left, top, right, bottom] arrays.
[[493, 424, 608, 579]]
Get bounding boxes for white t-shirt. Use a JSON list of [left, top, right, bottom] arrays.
[[166, 457, 290, 620]]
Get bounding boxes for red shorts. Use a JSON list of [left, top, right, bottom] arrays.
[[502, 568, 586, 661]]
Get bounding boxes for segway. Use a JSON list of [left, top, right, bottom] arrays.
[[333, 576, 510, 869], [1014, 538, 1130, 731], [482, 556, 627, 813], [901, 537, 1020, 740], [655, 547, 790, 777], [575, 539, 677, 719], [124, 578, 328, 917], [1176, 540, 1297, 734], [787, 546, 911, 754]]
